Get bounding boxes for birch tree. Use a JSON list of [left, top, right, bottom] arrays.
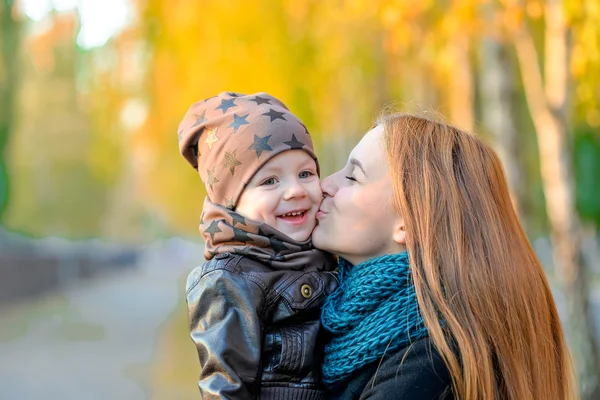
[[478, 0, 523, 217], [512, 0, 600, 396]]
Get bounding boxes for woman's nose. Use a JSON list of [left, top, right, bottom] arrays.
[[320, 174, 338, 198]]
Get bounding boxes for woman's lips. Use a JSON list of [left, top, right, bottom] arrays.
[[316, 209, 328, 219]]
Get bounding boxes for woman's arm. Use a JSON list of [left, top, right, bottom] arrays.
[[360, 338, 454, 400], [186, 266, 265, 400]]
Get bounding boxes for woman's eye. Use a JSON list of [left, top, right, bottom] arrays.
[[299, 171, 314, 179], [345, 176, 357, 182], [261, 177, 278, 186]]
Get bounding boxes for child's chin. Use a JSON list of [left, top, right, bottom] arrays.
[[284, 228, 311, 242]]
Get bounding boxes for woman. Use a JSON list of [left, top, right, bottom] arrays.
[[312, 114, 576, 399]]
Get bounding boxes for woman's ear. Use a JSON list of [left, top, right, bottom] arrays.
[[392, 219, 407, 245]]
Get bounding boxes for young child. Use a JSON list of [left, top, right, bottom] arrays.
[[177, 92, 338, 400]]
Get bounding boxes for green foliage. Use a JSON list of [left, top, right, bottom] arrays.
[[0, 161, 8, 218], [575, 127, 600, 226], [4, 13, 110, 238], [0, 0, 21, 222]]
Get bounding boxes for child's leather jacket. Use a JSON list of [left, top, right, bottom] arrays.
[[186, 252, 339, 400]]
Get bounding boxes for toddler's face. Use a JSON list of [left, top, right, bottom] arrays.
[[236, 150, 322, 242]]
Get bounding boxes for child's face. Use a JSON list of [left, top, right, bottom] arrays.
[[236, 150, 322, 242]]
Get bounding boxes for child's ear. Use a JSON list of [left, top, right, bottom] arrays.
[[392, 218, 407, 245]]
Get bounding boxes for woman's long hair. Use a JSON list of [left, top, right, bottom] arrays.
[[380, 113, 576, 399]]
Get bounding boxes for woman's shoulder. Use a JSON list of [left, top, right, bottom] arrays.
[[359, 336, 454, 400]]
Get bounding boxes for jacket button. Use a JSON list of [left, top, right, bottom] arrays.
[[301, 284, 313, 299]]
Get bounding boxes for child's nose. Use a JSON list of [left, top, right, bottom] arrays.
[[284, 179, 308, 200]]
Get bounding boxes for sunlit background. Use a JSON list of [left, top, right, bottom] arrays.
[[1, 0, 599, 399]]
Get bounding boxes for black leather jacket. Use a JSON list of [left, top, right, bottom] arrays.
[[186, 252, 339, 400]]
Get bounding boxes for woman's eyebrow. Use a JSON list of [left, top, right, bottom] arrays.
[[350, 158, 367, 177]]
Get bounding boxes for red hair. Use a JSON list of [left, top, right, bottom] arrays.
[[380, 113, 576, 399]]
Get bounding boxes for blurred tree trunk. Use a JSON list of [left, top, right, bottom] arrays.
[[0, 0, 20, 221], [479, 38, 524, 221], [448, 34, 474, 132], [514, 0, 600, 397]]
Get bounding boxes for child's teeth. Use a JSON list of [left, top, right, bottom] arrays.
[[283, 211, 303, 217]]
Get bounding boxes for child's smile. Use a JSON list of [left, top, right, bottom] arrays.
[[236, 150, 322, 242], [277, 209, 309, 225]]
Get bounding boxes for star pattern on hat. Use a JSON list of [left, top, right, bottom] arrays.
[[228, 210, 247, 227], [232, 227, 254, 243], [224, 197, 235, 209], [205, 127, 219, 150], [283, 134, 305, 150], [248, 95, 271, 105], [227, 92, 242, 97], [205, 220, 222, 240], [200, 211, 206, 224], [262, 108, 287, 122], [207, 167, 219, 191], [248, 134, 273, 158], [191, 110, 207, 127], [299, 122, 310, 136], [227, 113, 249, 133], [177, 128, 184, 141], [216, 98, 237, 114], [223, 149, 242, 176]]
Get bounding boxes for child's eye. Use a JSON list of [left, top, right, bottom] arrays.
[[299, 170, 314, 179], [261, 177, 278, 186], [345, 176, 357, 182]]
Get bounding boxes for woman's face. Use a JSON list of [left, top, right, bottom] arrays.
[[312, 125, 406, 265]]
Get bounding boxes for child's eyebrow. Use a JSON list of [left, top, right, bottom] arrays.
[[299, 160, 318, 169], [256, 158, 318, 176], [252, 167, 282, 179]]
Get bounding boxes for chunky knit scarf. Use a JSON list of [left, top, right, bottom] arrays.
[[200, 197, 336, 271], [321, 252, 429, 384]]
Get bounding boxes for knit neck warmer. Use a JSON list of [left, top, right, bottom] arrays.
[[200, 197, 336, 271], [321, 251, 428, 385]]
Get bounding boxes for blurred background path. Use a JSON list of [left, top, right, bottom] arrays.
[[2, 237, 600, 400], [0, 239, 202, 400]]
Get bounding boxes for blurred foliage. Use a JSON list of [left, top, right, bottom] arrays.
[[1, 0, 599, 240], [575, 128, 600, 226], [0, 0, 21, 219], [4, 14, 111, 238]]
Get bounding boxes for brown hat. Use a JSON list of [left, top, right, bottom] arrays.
[[177, 92, 318, 209]]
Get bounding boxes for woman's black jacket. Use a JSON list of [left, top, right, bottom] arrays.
[[326, 337, 454, 400]]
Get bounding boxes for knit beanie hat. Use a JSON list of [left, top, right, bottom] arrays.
[[177, 92, 318, 209]]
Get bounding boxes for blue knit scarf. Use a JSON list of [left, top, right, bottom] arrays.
[[321, 251, 429, 384]]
